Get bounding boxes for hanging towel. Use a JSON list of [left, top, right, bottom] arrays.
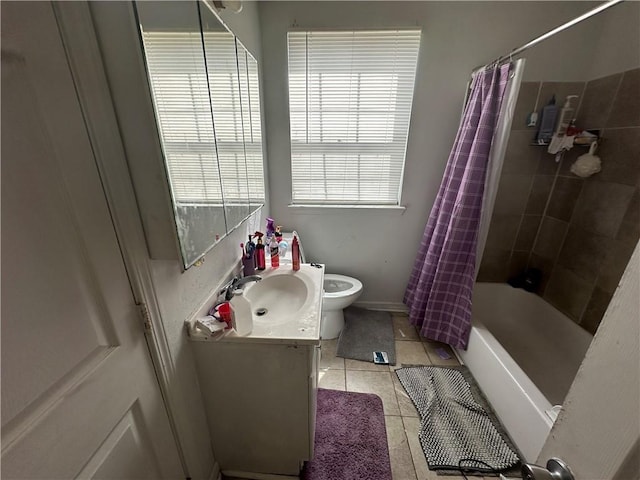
[[547, 134, 575, 154]]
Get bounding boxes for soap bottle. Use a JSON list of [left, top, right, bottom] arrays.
[[555, 95, 579, 136], [269, 235, 279, 268], [292, 235, 300, 271], [265, 217, 275, 242], [255, 232, 266, 270], [536, 95, 557, 144], [246, 234, 256, 259], [241, 243, 255, 276], [230, 293, 253, 336]]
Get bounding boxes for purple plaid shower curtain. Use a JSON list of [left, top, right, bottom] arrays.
[[404, 64, 511, 350]]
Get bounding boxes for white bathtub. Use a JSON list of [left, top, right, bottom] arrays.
[[457, 282, 593, 461]]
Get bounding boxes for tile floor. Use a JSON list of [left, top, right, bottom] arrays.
[[224, 313, 497, 480], [317, 312, 476, 480]]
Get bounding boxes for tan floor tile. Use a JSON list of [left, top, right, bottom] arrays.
[[346, 370, 400, 416], [422, 340, 461, 366], [391, 340, 431, 370], [391, 373, 419, 417], [345, 358, 390, 371], [320, 339, 345, 370], [318, 368, 346, 391], [385, 415, 417, 480], [402, 416, 435, 480], [392, 315, 421, 341]]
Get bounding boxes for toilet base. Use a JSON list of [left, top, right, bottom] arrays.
[[321, 309, 344, 340]]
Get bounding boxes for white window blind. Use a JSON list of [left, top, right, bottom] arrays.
[[141, 31, 265, 205], [288, 30, 421, 205]]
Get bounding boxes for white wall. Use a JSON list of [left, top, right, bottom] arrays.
[[259, 1, 593, 306], [90, 3, 267, 478], [587, 1, 640, 80], [521, 1, 640, 82], [144, 3, 266, 476]]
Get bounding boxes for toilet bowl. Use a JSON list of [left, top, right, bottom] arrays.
[[322, 274, 363, 339]]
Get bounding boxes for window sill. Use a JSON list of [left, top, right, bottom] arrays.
[[288, 204, 406, 214]]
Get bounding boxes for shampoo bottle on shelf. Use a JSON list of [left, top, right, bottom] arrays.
[[292, 235, 300, 271], [255, 232, 266, 271], [536, 95, 557, 144], [555, 95, 579, 136], [269, 235, 279, 268]]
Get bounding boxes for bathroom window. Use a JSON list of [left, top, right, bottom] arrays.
[[287, 30, 421, 205]]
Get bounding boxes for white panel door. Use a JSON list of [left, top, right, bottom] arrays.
[[1, 2, 184, 479]]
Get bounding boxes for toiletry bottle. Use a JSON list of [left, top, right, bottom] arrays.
[[255, 232, 266, 270], [269, 235, 279, 268], [230, 293, 253, 336], [265, 217, 275, 242], [241, 243, 256, 276], [246, 234, 256, 259], [292, 235, 300, 271], [536, 96, 557, 144], [555, 95, 579, 136]]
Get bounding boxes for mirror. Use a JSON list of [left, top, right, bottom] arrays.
[[135, 1, 265, 268]]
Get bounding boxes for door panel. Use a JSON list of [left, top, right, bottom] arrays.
[[1, 2, 183, 478]]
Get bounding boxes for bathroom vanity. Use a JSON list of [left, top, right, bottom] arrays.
[[188, 264, 324, 477]]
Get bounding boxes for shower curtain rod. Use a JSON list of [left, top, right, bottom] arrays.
[[477, 0, 624, 72]]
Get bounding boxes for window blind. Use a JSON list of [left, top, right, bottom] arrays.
[[287, 30, 421, 205], [141, 31, 265, 205]]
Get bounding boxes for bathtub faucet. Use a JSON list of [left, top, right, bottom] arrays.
[[221, 275, 262, 301]]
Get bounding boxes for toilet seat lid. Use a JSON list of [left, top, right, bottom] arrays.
[[323, 274, 363, 298]]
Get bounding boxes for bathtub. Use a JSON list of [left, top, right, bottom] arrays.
[[457, 282, 593, 461]]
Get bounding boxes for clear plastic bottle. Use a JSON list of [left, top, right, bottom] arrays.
[[230, 294, 252, 336]]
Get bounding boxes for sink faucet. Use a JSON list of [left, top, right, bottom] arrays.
[[222, 275, 262, 301]]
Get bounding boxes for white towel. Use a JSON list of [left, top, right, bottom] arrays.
[[547, 134, 575, 154]]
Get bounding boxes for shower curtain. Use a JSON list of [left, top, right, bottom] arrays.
[[404, 63, 511, 350]]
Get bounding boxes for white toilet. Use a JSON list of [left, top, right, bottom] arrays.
[[322, 274, 363, 339]]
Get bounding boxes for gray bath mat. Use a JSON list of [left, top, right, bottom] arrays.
[[396, 366, 520, 474], [336, 307, 395, 365]]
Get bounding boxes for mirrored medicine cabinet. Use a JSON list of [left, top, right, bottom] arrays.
[[134, 0, 265, 269]]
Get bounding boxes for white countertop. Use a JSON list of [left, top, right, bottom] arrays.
[[186, 263, 324, 346]]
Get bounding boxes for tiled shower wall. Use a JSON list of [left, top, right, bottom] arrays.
[[479, 67, 640, 335]]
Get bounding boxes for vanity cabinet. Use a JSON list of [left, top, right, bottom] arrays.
[[191, 339, 320, 476]]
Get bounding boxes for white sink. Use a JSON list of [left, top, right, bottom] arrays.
[[244, 274, 309, 324], [240, 264, 324, 340]]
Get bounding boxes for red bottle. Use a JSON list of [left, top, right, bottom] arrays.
[[292, 235, 300, 271], [255, 232, 266, 271]]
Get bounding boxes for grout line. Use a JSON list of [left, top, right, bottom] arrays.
[[603, 73, 625, 129]]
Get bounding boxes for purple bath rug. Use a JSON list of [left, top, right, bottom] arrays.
[[302, 388, 392, 480]]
